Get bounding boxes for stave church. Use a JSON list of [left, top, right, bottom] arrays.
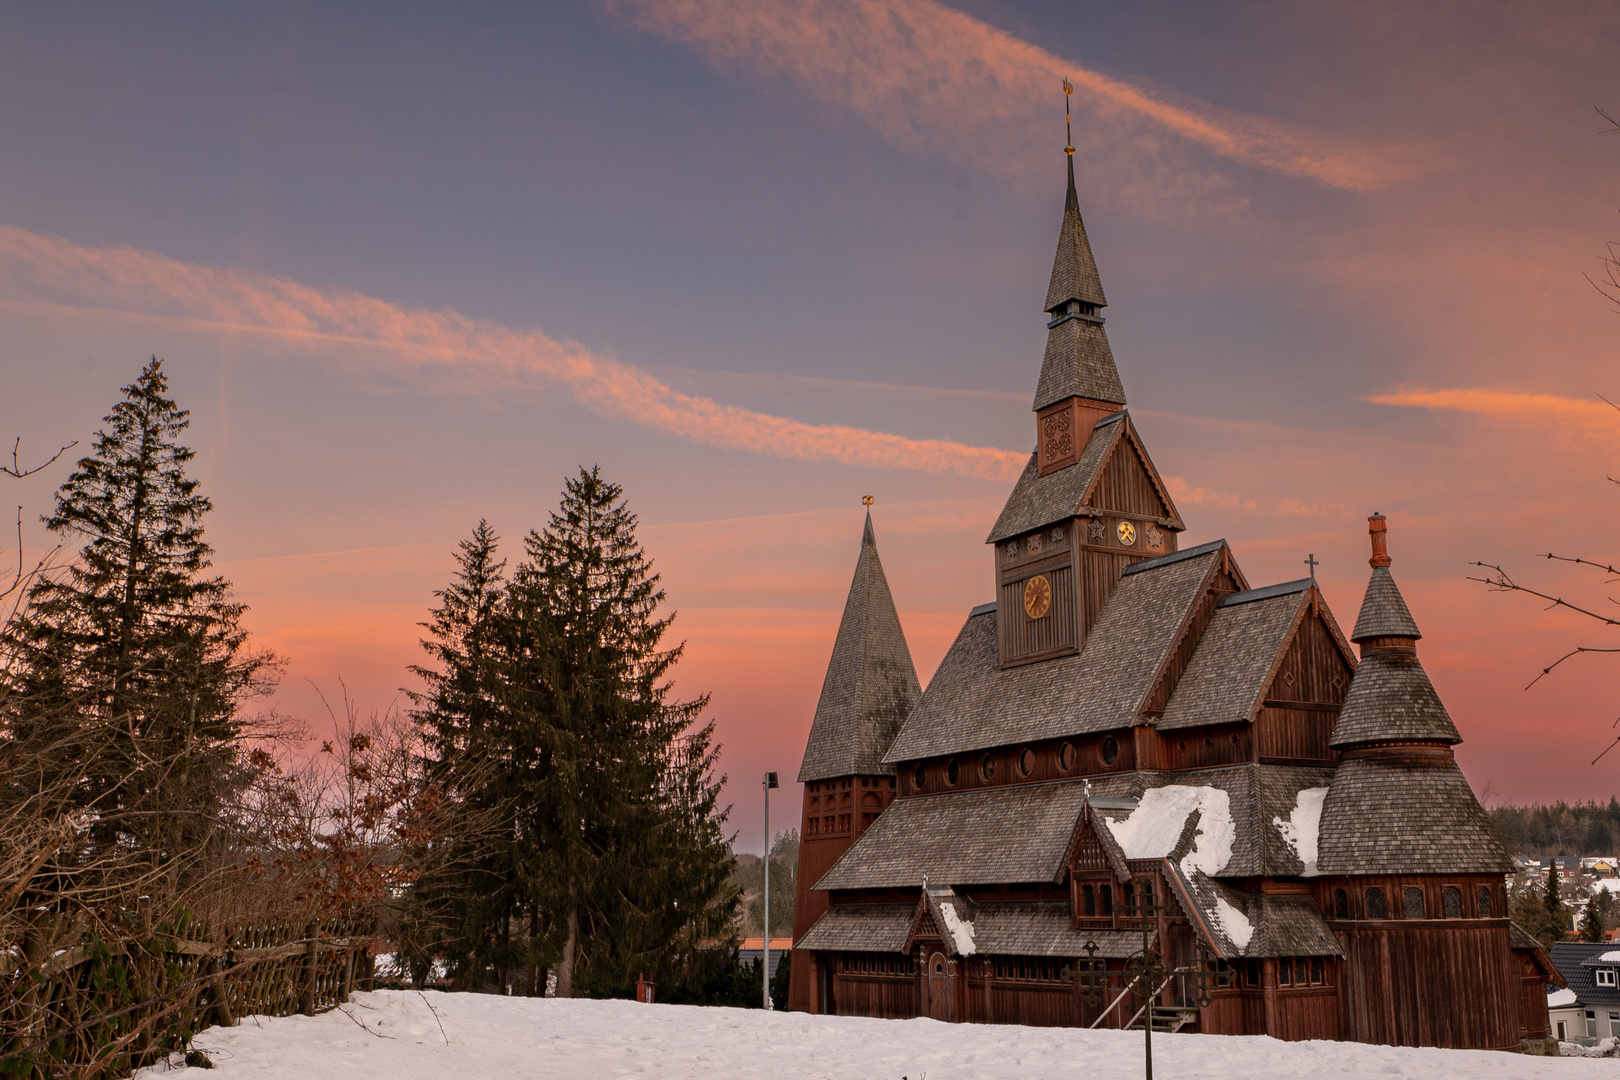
[[784, 131, 1559, 1051]]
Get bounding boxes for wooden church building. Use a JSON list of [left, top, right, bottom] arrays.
[[785, 142, 1559, 1052]]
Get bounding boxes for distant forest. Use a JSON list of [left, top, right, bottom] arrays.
[[1490, 800, 1620, 856]]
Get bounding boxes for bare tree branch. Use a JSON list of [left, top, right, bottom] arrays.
[[1469, 562, 1620, 627], [0, 435, 76, 479]]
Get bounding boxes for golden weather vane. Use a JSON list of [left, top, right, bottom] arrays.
[[862, 495, 874, 506], [1062, 77, 1074, 157]]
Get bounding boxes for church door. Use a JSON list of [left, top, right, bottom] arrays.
[[928, 952, 952, 1021]]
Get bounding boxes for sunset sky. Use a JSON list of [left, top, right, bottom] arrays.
[[2, 2, 1619, 852]]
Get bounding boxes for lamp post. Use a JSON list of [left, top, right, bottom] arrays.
[[763, 770, 779, 1010]]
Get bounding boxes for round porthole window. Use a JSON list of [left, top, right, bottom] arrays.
[[1018, 748, 1035, 777], [912, 763, 927, 790], [1101, 735, 1120, 767], [946, 758, 961, 786], [980, 754, 996, 782], [1059, 742, 1077, 772], [1204, 736, 1214, 749]]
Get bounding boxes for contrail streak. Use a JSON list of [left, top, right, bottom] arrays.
[[0, 225, 1027, 482]]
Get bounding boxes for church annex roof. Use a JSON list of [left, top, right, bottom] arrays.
[[1315, 755, 1511, 875], [987, 411, 1183, 543], [1157, 580, 1355, 732], [794, 904, 912, 953], [797, 513, 923, 783], [816, 763, 1335, 892], [883, 544, 1226, 762], [1351, 566, 1422, 642]]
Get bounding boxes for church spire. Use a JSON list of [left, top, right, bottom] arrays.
[[1032, 81, 1127, 474], [797, 506, 923, 783], [1330, 515, 1459, 749]]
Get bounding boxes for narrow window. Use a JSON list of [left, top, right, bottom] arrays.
[[1018, 747, 1035, 777], [1442, 886, 1462, 918], [1100, 884, 1114, 916], [1139, 878, 1155, 912], [1123, 881, 1136, 912], [1059, 742, 1077, 772], [1310, 957, 1324, 984], [946, 758, 961, 786], [1082, 884, 1096, 916], [1333, 888, 1348, 920], [1246, 959, 1261, 987], [980, 754, 996, 782], [1476, 886, 1492, 918], [1101, 735, 1120, 766], [1366, 888, 1386, 919], [1278, 958, 1292, 986], [1404, 887, 1425, 918], [912, 763, 926, 790]]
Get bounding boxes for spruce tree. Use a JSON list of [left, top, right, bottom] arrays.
[[1582, 900, 1607, 943], [1546, 862, 1563, 915], [2, 358, 276, 882]]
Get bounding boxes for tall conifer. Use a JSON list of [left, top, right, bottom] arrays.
[[2, 359, 276, 879]]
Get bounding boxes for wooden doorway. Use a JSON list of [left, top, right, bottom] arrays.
[[927, 951, 952, 1021]]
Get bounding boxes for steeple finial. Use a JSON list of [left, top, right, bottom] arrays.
[[1368, 513, 1391, 568], [862, 496, 876, 547], [1063, 79, 1077, 211]]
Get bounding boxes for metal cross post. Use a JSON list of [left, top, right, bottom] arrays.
[[763, 770, 779, 1010]]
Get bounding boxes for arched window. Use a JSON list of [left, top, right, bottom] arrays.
[[1366, 888, 1386, 919], [1082, 884, 1096, 916], [1139, 878, 1155, 913], [1404, 887, 1425, 918], [1100, 884, 1114, 916], [1442, 886, 1462, 918], [1477, 886, 1493, 918], [1333, 888, 1349, 920], [1123, 881, 1136, 913]]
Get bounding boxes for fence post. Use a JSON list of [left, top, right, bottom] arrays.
[[300, 922, 318, 1016], [206, 956, 236, 1028]]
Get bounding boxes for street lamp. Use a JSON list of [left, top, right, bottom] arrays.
[[763, 770, 779, 1010]]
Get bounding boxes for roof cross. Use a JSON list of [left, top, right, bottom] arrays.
[[1304, 553, 1319, 582]]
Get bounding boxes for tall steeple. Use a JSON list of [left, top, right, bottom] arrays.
[[797, 510, 923, 783], [1316, 515, 1505, 876], [1033, 81, 1127, 476]]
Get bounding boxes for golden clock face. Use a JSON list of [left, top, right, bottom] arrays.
[[1023, 574, 1052, 619], [1116, 520, 1137, 546]]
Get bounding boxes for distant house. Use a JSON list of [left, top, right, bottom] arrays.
[[1594, 861, 1618, 879], [739, 937, 792, 980], [1547, 943, 1620, 1043]]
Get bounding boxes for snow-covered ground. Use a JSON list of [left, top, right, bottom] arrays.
[[139, 992, 1615, 1079]]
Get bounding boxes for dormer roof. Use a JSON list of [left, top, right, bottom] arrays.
[[797, 513, 923, 782]]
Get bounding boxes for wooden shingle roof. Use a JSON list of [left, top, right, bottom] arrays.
[[797, 514, 922, 783], [1328, 649, 1460, 748], [1350, 566, 1421, 642], [1044, 162, 1108, 313], [1157, 580, 1348, 732], [1033, 318, 1124, 411], [794, 904, 912, 953], [986, 411, 1183, 543], [1314, 755, 1510, 875], [883, 544, 1225, 762]]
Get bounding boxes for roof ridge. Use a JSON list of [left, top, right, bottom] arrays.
[[1217, 578, 1312, 607], [1122, 538, 1227, 576]]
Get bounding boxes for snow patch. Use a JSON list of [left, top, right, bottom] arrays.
[[1593, 878, 1620, 895], [1273, 787, 1328, 877], [1211, 896, 1254, 950], [1549, 988, 1579, 1007], [1600, 950, 1620, 963], [1106, 785, 1234, 877], [938, 901, 976, 956]]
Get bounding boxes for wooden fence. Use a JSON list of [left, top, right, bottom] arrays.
[[0, 918, 375, 1078]]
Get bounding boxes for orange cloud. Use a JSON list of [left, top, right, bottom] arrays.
[[604, 0, 1416, 210], [1368, 387, 1620, 440], [0, 225, 1026, 483]]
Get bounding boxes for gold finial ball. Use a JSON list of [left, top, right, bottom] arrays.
[[1066, 145, 1075, 156], [862, 495, 874, 506]]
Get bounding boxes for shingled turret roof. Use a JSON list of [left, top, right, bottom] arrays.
[[1351, 514, 1420, 642], [797, 513, 923, 783], [1032, 155, 1125, 410]]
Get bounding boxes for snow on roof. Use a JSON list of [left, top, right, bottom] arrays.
[[1600, 950, 1620, 963], [1212, 896, 1254, 949], [1105, 785, 1234, 877], [1273, 787, 1327, 877], [1549, 987, 1579, 1007], [1594, 878, 1620, 895], [937, 899, 976, 956]]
